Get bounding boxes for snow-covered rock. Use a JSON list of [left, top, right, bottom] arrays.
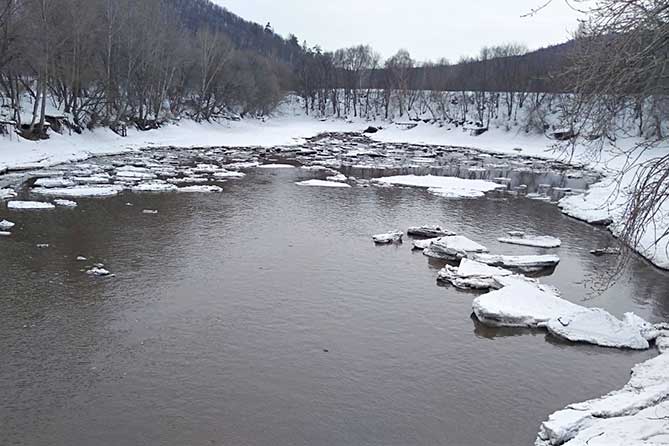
[[407, 225, 456, 238], [536, 353, 669, 445], [424, 235, 488, 260], [374, 174, 502, 199], [498, 234, 562, 248], [54, 199, 78, 208], [0, 219, 15, 230], [295, 180, 351, 188], [372, 231, 403, 244], [438, 259, 513, 290], [545, 309, 650, 350], [177, 185, 223, 193], [32, 185, 124, 197], [473, 277, 582, 327], [7, 201, 55, 210], [470, 253, 560, 272]]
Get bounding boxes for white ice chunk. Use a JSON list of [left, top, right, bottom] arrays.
[[546, 308, 650, 350], [498, 234, 562, 248], [32, 185, 124, 197], [372, 231, 403, 244], [471, 253, 560, 272], [258, 163, 295, 169], [53, 199, 78, 208], [622, 312, 661, 341], [0, 188, 17, 200], [374, 174, 502, 199], [295, 180, 351, 188], [326, 173, 348, 182], [132, 181, 178, 192], [473, 278, 582, 327], [177, 185, 223, 193], [0, 219, 15, 230], [424, 235, 488, 260], [33, 177, 75, 188], [7, 201, 55, 210], [438, 259, 513, 290], [407, 225, 456, 238]]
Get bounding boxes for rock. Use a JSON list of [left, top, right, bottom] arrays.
[[622, 312, 661, 341], [590, 247, 621, 256], [424, 235, 488, 260], [372, 231, 403, 244], [132, 181, 178, 192], [407, 225, 456, 238], [498, 234, 562, 248], [363, 126, 379, 134], [470, 253, 560, 273], [546, 309, 650, 350]]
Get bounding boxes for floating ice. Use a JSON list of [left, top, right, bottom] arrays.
[[412, 238, 438, 250], [374, 175, 502, 199], [471, 253, 560, 273], [32, 185, 124, 197], [132, 181, 178, 192], [86, 267, 114, 277], [438, 259, 513, 290], [372, 231, 403, 244], [498, 234, 562, 248], [0, 219, 15, 230], [424, 235, 488, 260], [407, 225, 456, 238], [33, 177, 75, 188], [54, 199, 78, 208], [7, 201, 55, 210], [295, 180, 351, 188], [545, 309, 650, 350], [258, 163, 295, 169], [0, 188, 17, 200], [177, 185, 223, 193], [212, 170, 246, 179]]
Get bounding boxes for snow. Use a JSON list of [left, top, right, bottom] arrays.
[[536, 353, 669, 445], [424, 235, 489, 260], [623, 312, 661, 341], [53, 199, 78, 207], [33, 177, 75, 188], [374, 175, 502, 199], [470, 253, 560, 272], [545, 309, 650, 350], [7, 201, 55, 210], [32, 185, 124, 197], [498, 234, 562, 248], [407, 225, 456, 238], [0, 219, 15, 230], [177, 185, 223, 193], [372, 231, 403, 244], [412, 238, 438, 250], [472, 278, 582, 327], [295, 179, 351, 188]]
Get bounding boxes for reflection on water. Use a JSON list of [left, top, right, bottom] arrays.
[[1, 145, 668, 446]]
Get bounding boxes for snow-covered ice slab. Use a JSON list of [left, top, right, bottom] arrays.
[[32, 185, 124, 197], [0, 188, 17, 200], [471, 253, 560, 272], [258, 163, 295, 169], [132, 181, 178, 192], [472, 278, 582, 327], [424, 235, 488, 260], [295, 180, 351, 188], [546, 309, 650, 350], [372, 231, 403, 244], [7, 201, 55, 210], [536, 353, 669, 446], [33, 177, 75, 188], [326, 173, 347, 182], [177, 185, 223, 193], [212, 170, 246, 179], [0, 219, 15, 230], [498, 234, 562, 248], [438, 259, 513, 290], [412, 237, 439, 250], [374, 175, 502, 199], [407, 225, 456, 238], [54, 199, 78, 208]]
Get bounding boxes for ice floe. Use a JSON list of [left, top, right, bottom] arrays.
[[325, 173, 347, 182], [374, 174, 503, 199], [33, 177, 75, 188], [132, 181, 178, 192], [545, 309, 650, 350], [372, 231, 403, 244], [54, 199, 78, 208], [32, 185, 124, 197], [438, 259, 513, 290], [86, 267, 114, 277], [0, 219, 15, 230], [295, 179, 351, 188], [258, 163, 295, 169], [424, 235, 489, 260], [0, 188, 17, 200], [177, 185, 223, 193], [412, 237, 439, 250], [470, 253, 560, 272], [407, 225, 456, 238], [498, 234, 562, 248], [7, 201, 55, 210]]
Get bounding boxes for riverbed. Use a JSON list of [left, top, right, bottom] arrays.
[[1, 138, 668, 446]]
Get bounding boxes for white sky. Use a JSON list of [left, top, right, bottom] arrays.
[[214, 0, 583, 62]]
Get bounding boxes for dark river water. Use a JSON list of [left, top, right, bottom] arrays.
[[1, 160, 668, 446]]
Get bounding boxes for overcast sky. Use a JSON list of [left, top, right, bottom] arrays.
[[214, 0, 582, 62]]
